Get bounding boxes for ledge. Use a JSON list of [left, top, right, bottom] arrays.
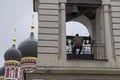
[[30, 68, 120, 75]]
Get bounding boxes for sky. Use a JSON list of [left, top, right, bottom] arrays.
[[0, 0, 38, 67], [66, 21, 89, 36]]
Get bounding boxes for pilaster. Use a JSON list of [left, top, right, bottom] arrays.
[[102, 1, 114, 61]]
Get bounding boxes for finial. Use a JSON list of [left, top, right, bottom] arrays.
[[31, 15, 35, 32], [13, 28, 16, 45]]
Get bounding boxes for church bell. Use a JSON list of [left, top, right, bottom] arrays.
[[71, 5, 79, 16]]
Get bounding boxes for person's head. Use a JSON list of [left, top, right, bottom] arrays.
[[75, 34, 79, 36]]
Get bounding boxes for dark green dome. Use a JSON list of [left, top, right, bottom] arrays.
[[4, 44, 22, 61], [18, 32, 37, 58]]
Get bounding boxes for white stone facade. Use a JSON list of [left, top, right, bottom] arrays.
[[37, 0, 118, 68], [30, 0, 120, 79]]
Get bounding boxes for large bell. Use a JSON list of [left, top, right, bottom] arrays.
[[71, 5, 79, 16]]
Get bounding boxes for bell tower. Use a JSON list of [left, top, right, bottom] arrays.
[[25, 0, 120, 80]]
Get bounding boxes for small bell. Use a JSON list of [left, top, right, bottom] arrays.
[[71, 5, 79, 16]]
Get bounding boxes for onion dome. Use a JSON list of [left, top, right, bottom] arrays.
[[0, 66, 5, 77], [18, 15, 37, 58], [18, 32, 37, 58], [4, 44, 22, 61], [4, 29, 22, 62]]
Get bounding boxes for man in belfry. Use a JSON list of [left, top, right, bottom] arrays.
[[72, 34, 84, 54]]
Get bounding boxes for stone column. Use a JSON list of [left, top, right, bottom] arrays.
[[58, 1, 66, 58], [102, 0, 114, 60]]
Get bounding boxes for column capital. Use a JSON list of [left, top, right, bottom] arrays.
[[102, 0, 111, 5], [103, 4, 111, 12], [60, 3, 66, 10], [59, 0, 66, 3]]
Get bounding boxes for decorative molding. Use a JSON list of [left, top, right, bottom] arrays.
[[0, 76, 4, 78], [5, 60, 20, 64], [22, 57, 37, 60]]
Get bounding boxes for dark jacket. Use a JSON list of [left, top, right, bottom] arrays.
[[72, 36, 83, 47]]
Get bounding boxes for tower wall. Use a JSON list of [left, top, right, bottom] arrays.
[[110, 0, 120, 67], [37, 0, 67, 67], [38, 0, 60, 54]]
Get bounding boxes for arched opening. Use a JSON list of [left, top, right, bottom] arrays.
[[65, 7, 105, 60], [66, 21, 93, 59]]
